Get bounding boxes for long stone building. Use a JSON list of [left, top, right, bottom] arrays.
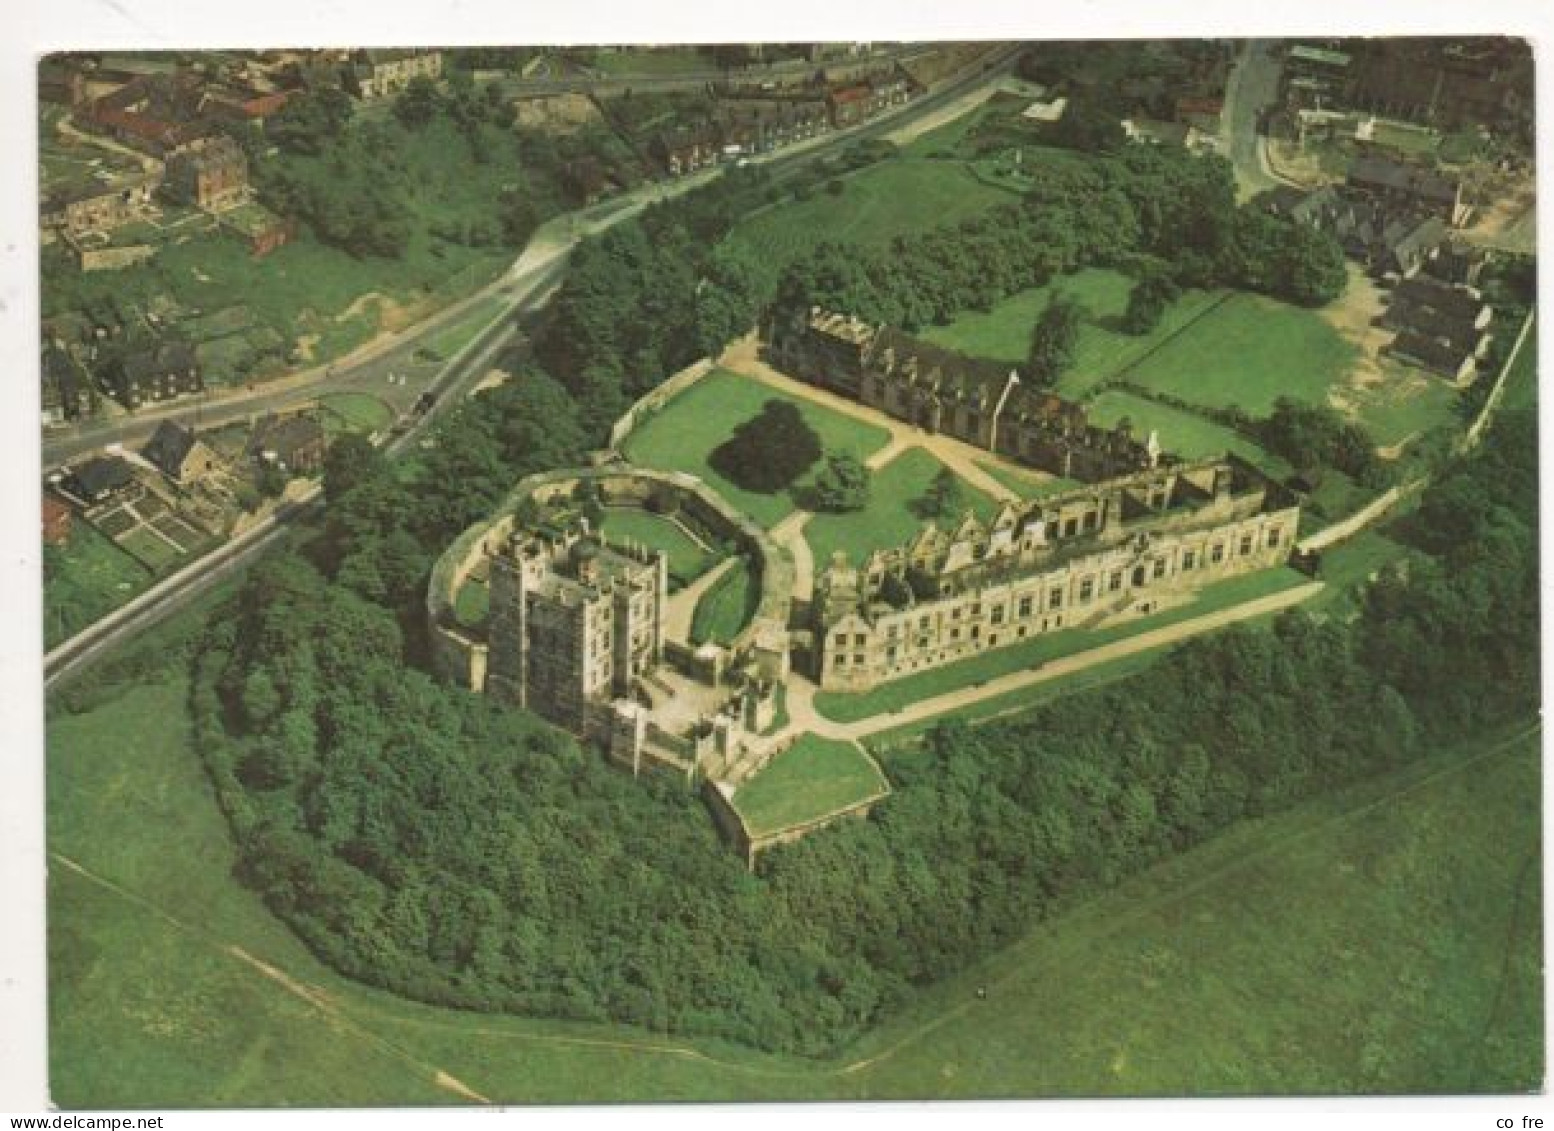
[[768, 306, 1161, 482], [812, 454, 1301, 691]]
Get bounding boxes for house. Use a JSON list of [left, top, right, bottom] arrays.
[[1392, 275, 1494, 330], [66, 455, 136, 505], [1347, 154, 1469, 227], [1425, 240, 1489, 288], [41, 170, 162, 237], [1386, 330, 1479, 384], [653, 123, 721, 176], [164, 135, 249, 212], [350, 49, 443, 100], [42, 494, 74, 547], [104, 341, 203, 408], [1380, 216, 1447, 278], [141, 421, 226, 486], [1122, 117, 1211, 152], [42, 346, 94, 424], [83, 72, 217, 158], [250, 414, 327, 475]]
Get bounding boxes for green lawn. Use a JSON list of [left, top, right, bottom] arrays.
[[601, 507, 719, 588], [814, 566, 1313, 724], [1083, 390, 1292, 477], [1123, 292, 1358, 416], [622, 369, 890, 528], [974, 460, 1081, 501], [1500, 322, 1538, 413], [117, 528, 185, 573], [730, 735, 890, 839], [44, 523, 154, 650], [418, 295, 510, 362], [918, 268, 1230, 400], [47, 661, 1539, 1103], [804, 448, 998, 570], [723, 159, 1017, 271], [318, 392, 394, 436], [690, 559, 758, 646], [453, 577, 489, 630]]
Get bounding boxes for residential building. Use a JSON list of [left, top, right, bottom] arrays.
[[164, 135, 249, 212], [141, 421, 226, 485], [66, 455, 136, 505], [350, 49, 443, 100], [104, 341, 202, 408]]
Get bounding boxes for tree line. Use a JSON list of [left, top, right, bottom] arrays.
[[186, 376, 1538, 1056]]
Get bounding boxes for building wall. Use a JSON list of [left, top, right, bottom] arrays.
[[815, 501, 1298, 691]]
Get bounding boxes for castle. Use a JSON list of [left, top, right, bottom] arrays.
[[484, 517, 668, 736], [768, 306, 1161, 481], [811, 454, 1300, 691], [767, 305, 1302, 691]]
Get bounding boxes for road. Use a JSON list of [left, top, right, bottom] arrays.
[[43, 45, 1022, 472], [1220, 39, 1288, 199], [44, 50, 1026, 689]]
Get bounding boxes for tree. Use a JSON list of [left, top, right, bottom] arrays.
[[323, 433, 384, 502], [708, 400, 822, 493], [393, 76, 442, 129], [1121, 272, 1180, 335], [1026, 296, 1083, 386], [810, 452, 871, 513], [918, 466, 966, 519]]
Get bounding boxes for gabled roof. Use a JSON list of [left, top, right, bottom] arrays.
[[141, 420, 198, 477], [71, 455, 134, 497]]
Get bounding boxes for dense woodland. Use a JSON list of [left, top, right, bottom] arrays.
[[185, 332, 1538, 1053], [152, 106, 1533, 1057]]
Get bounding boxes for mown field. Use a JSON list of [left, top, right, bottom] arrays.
[[690, 559, 758, 646], [46, 657, 1541, 1104], [622, 369, 890, 528], [722, 158, 1018, 272], [600, 507, 720, 589], [43, 523, 154, 651], [803, 448, 998, 570], [731, 735, 889, 839], [1083, 390, 1293, 477]]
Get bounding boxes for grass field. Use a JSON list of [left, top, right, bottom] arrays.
[[814, 566, 1313, 724], [1084, 390, 1293, 477], [690, 559, 758, 646], [46, 661, 1540, 1103], [1123, 292, 1358, 416], [44, 523, 154, 650], [453, 577, 489, 630], [730, 735, 890, 839], [317, 392, 394, 436], [918, 268, 1230, 400], [974, 460, 1081, 501], [722, 159, 1017, 271], [622, 369, 891, 528], [804, 448, 998, 569], [601, 507, 719, 588], [117, 528, 185, 573], [1501, 322, 1538, 413]]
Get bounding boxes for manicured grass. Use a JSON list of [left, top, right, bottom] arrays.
[[730, 735, 889, 839], [622, 369, 890, 528], [1123, 292, 1358, 416], [814, 566, 1313, 724], [974, 460, 1081, 501], [601, 507, 719, 588], [453, 577, 489, 630], [918, 268, 1229, 399], [1337, 356, 1463, 449], [723, 159, 1017, 271], [318, 392, 394, 435], [44, 522, 154, 650], [1083, 390, 1292, 477], [804, 448, 999, 569], [587, 47, 709, 75], [690, 559, 757, 646]]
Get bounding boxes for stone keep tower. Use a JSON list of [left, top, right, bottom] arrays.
[[485, 523, 666, 737]]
